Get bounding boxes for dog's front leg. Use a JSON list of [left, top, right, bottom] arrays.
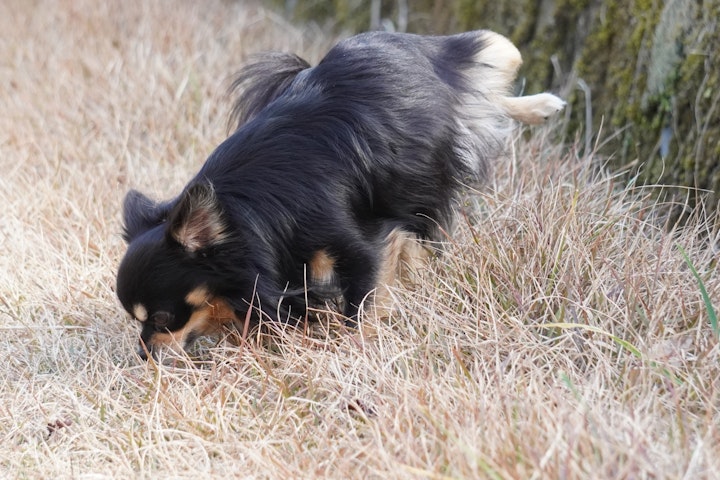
[[338, 250, 378, 327]]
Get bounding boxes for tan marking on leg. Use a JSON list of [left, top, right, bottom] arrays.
[[309, 249, 336, 285], [373, 229, 432, 318], [377, 229, 431, 286]]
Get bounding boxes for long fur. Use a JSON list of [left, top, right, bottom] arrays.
[[116, 30, 565, 357], [227, 52, 310, 130]]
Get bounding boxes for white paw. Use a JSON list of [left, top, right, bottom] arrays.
[[502, 93, 566, 125], [532, 93, 567, 119]]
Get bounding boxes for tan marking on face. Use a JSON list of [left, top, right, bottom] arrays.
[[185, 285, 211, 307], [133, 304, 148, 322], [309, 249, 336, 285], [145, 297, 238, 351]]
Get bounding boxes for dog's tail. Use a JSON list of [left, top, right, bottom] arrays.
[[227, 52, 311, 132]]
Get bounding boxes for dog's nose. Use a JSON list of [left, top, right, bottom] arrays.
[[137, 341, 152, 361]]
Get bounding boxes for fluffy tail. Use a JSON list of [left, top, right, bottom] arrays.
[[227, 52, 310, 131]]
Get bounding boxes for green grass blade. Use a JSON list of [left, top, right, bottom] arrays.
[[677, 245, 719, 338], [534, 322, 643, 358]]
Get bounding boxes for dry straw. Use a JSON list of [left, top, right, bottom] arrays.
[[1, 0, 718, 478]]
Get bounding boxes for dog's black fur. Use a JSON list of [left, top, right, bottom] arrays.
[[116, 30, 563, 357]]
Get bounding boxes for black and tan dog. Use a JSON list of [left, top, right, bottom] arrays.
[[116, 30, 565, 358]]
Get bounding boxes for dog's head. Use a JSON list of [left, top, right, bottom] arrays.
[[116, 182, 239, 359]]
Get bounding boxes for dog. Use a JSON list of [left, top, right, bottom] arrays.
[[116, 30, 565, 359]]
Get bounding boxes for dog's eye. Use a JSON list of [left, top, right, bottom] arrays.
[[152, 311, 173, 330]]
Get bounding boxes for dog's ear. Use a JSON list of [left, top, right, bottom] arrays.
[[122, 190, 171, 242], [166, 181, 227, 252]]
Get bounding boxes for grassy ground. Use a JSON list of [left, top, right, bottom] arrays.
[[1, 0, 718, 478]]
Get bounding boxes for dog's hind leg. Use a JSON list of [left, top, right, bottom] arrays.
[[371, 229, 431, 317], [459, 31, 566, 126], [501, 93, 567, 125]]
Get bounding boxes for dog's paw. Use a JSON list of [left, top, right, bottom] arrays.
[[502, 93, 566, 125], [533, 93, 566, 116]]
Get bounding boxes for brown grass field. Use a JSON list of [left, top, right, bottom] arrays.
[[1, 0, 719, 478]]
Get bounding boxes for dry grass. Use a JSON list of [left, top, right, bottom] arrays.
[[1, 0, 719, 478]]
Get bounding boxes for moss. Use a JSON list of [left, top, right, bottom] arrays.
[[642, 1, 720, 208]]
